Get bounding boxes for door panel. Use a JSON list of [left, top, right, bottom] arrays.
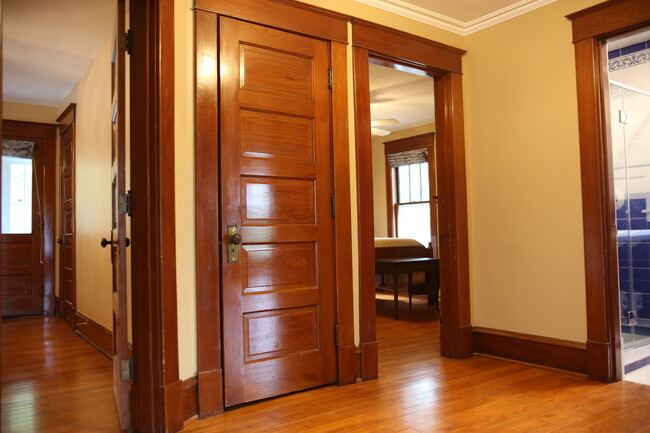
[[221, 16, 336, 407], [59, 124, 75, 325], [110, 0, 129, 428], [2, 141, 44, 316]]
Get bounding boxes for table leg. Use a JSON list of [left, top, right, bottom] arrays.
[[408, 272, 413, 310], [393, 270, 399, 320]]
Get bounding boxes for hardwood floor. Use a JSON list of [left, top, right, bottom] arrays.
[[183, 295, 650, 433], [1, 316, 120, 433], [2, 297, 650, 432]]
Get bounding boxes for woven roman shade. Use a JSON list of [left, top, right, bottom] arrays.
[[2, 140, 35, 159], [386, 147, 428, 168]]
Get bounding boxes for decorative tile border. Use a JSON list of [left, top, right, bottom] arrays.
[[609, 40, 650, 71]]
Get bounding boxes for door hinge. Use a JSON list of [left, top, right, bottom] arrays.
[[119, 191, 132, 216], [331, 196, 336, 217], [122, 29, 133, 55], [334, 325, 339, 347], [120, 357, 135, 382], [328, 68, 333, 89]]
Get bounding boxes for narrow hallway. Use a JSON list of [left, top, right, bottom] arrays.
[[1, 316, 119, 433]]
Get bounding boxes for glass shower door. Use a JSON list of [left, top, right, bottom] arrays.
[[612, 81, 650, 351]]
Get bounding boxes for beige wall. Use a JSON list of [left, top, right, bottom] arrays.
[[463, 0, 601, 341], [171, 0, 611, 378], [372, 124, 436, 238], [57, 35, 114, 330], [175, 0, 197, 381], [3, 102, 58, 123]]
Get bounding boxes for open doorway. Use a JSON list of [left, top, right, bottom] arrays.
[[368, 60, 441, 345], [606, 26, 650, 385]]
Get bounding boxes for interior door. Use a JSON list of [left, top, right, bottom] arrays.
[[1, 138, 44, 316], [220, 16, 336, 406], [106, 0, 129, 428], [58, 122, 75, 325]]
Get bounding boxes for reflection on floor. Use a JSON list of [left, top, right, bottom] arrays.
[[1, 316, 119, 433]]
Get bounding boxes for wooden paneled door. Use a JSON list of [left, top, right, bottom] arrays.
[[105, 0, 130, 428], [57, 105, 76, 326], [220, 17, 337, 406], [1, 134, 44, 316]]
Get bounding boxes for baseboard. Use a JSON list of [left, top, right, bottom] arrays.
[[360, 341, 378, 380], [473, 327, 587, 374], [197, 369, 224, 417], [74, 310, 112, 360], [336, 344, 357, 385], [182, 376, 199, 423]]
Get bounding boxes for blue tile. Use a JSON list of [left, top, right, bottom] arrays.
[[621, 42, 648, 55], [630, 218, 648, 229], [629, 199, 647, 217], [608, 49, 621, 60], [617, 219, 629, 229]]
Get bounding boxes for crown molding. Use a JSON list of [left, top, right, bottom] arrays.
[[354, 0, 558, 35]]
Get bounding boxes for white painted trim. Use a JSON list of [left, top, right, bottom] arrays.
[[354, 0, 558, 36]]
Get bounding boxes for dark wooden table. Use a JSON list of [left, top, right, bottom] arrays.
[[375, 257, 440, 319]]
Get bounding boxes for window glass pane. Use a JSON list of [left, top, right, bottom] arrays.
[[409, 163, 421, 203], [420, 162, 429, 201], [397, 165, 410, 203], [2, 156, 33, 234], [397, 202, 430, 246]]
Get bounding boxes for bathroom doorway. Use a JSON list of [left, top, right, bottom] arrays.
[[608, 26, 650, 383]]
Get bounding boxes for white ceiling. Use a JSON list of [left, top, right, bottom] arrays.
[[2, 0, 116, 106], [354, 0, 558, 35], [369, 62, 435, 134]]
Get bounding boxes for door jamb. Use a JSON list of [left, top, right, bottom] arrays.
[[352, 20, 472, 380], [1, 119, 57, 316], [567, 0, 650, 382], [129, 0, 182, 431]]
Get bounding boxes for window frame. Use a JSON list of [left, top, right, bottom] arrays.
[[384, 132, 438, 256]]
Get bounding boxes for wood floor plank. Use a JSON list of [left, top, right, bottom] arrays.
[[3, 296, 650, 432], [1, 316, 120, 433]]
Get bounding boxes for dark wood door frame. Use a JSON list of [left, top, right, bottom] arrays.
[[129, 0, 182, 431], [353, 20, 471, 380], [194, 0, 354, 418], [1, 120, 56, 316], [56, 106, 76, 324], [567, 0, 650, 382]]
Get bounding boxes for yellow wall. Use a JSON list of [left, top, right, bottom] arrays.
[[3, 102, 58, 123], [463, 0, 600, 341], [57, 35, 114, 330], [175, 0, 197, 381], [372, 124, 436, 237]]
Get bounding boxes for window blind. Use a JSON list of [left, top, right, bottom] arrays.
[[2, 140, 35, 159], [386, 148, 427, 168]]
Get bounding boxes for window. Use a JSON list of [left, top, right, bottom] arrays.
[[2, 140, 35, 234], [384, 133, 437, 252], [395, 162, 430, 246]]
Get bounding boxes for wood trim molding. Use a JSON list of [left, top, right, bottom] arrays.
[[566, 0, 650, 42], [74, 310, 112, 359], [384, 132, 434, 154], [434, 72, 472, 359], [352, 19, 465, 74], [353, 24, 471, 377], [2, 120, 57, 316], [331, 41, 357, 386], [473, 327, 587, 374], [353, 47, 378, 379], [194, 9, 224, 419], [195, 0, 348, 43], [129, 0, 182, 431], [182, 376, 199, 425], [567, 0, 650, 383], [56, 103, 76, 130]]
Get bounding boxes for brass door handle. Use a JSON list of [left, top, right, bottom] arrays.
[[227, 226, 242, 262], [101, 237, 131, 248]]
